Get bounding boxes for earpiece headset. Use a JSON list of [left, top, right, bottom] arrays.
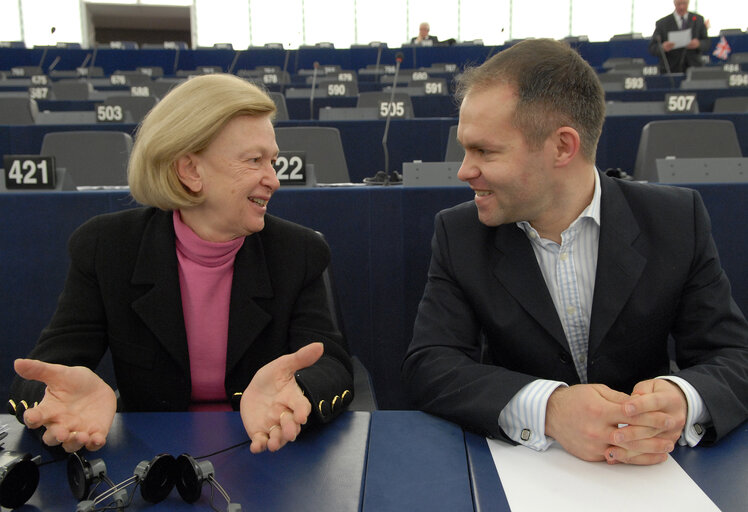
[[0, 425, 41, 509], [67, 451, 241, 512]]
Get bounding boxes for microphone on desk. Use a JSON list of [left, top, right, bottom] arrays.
[[364, 52, 404, 185], [80, 53, 91, 69], [48, 56, 61, 73], [654, 33, 676, 89], [309, 61, 319, 120]]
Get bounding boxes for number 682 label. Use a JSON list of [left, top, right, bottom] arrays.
[[3, 155, 57, 189], [272, 151, 307, 185]]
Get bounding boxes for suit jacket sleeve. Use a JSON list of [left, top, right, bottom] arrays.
[[666, 191, 748, 443], [402, 210, 537, 439], [286, 228, 354, 423]]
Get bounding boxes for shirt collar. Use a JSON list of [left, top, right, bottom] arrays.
[[517, 168, 601, 240]]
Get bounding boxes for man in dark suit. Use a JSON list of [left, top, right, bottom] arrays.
[[648, 0, 710, 73], [402, 39, 747, 466], [411, 22, 438, 46]]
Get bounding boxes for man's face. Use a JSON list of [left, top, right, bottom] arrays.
[[674, 0, 689, 16], [456, 83, 557, 228], [419, 24, 429, 38]]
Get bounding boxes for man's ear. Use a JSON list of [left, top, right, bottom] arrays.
[[175, 154, 202, 193], [553, 126, 581, 167]]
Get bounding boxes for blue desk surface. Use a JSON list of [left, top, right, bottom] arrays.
[[466, 423, 748, 512], [1, 411, 370, 511], [3, 411, 743, 511]]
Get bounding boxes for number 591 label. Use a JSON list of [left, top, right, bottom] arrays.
[[3, 155, 57, 189]]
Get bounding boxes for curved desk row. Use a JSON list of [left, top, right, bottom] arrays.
[[1, 112, 747, 183]]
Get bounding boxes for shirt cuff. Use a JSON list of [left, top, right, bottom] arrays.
[[498, 379, 567, 451], [657, 375, 711, 447]]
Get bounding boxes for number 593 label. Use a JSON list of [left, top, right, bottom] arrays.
[[3, 155, 57, 189]]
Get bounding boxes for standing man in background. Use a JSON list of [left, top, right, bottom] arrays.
[[648, 0, 710, 73]]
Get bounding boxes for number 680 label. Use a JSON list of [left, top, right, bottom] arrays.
[[273, 151, 307, 185], [3, 155, 57, 189]]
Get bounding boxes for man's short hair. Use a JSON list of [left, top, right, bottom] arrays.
[[456, 39, 605, 162], [128, 73, 276, 210]]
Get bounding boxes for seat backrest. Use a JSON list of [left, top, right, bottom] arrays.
[[633, 120, 743, 182], [40, 131, 133, 187], [268, 92, 289, 121], [713, 96, 748, 113], [0, 97, 38, 124], [103, 95, 158, 123], [274, 127, 350, 183], [356, 91, 414, 119], [50, 81, 93, 100], [444, 124, 464, 162]]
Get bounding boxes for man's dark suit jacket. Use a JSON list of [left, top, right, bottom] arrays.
[[402, 172, 747, 444], [648, 11, 710, 73], [410, 35, 439, 46], [11, 208, 353, 423]]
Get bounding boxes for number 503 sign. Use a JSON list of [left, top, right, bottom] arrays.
[[3, 155, 57, 189], [272, 151, 307, 186]]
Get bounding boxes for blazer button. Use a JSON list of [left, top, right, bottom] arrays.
[[559, 352, 570, 364]]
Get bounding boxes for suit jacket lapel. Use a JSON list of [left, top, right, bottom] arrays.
[[225, 232, 273, 376], [588, 175, 647, 355], [491, 225, 568, 349], [130, 210, 190, 375]]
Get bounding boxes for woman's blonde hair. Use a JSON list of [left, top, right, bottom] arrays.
[[128, 73, 276, 209]]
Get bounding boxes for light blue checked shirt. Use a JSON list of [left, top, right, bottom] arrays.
[[498, 170, 710, 451]]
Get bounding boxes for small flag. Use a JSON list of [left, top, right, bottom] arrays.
[[712, 35, 731, 61]]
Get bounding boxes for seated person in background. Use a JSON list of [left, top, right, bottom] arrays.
[[9, 73, 354, 454], [402, 39, 748, 466], [411, 22, 439, 46], [648, 0, 709, 73]]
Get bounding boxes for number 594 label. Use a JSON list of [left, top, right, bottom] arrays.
[[3, 155, 57, 189]]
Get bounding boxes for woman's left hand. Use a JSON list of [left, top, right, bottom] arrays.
[[240, 343, 324, 453]]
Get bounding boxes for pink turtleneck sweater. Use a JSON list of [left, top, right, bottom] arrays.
[[173, 211, 244, 411]]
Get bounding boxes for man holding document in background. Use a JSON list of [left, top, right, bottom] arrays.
[[648, 0, 710, 73]]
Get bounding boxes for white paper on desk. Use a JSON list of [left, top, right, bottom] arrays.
[[668, 28, 692, 49], [487, 440, 719, 512]]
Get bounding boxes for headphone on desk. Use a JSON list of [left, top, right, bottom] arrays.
[[67, 452, 241, 512], [0, 424, 41, 509]]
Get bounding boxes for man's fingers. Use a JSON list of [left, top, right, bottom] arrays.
[[250, 431, 269, 454], [606, 446, 669, 465], [594, 384, 630, 404], [610, 427, 675, 454]]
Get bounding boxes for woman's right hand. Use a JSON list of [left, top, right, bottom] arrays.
[[13, 359, 117, 452]]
